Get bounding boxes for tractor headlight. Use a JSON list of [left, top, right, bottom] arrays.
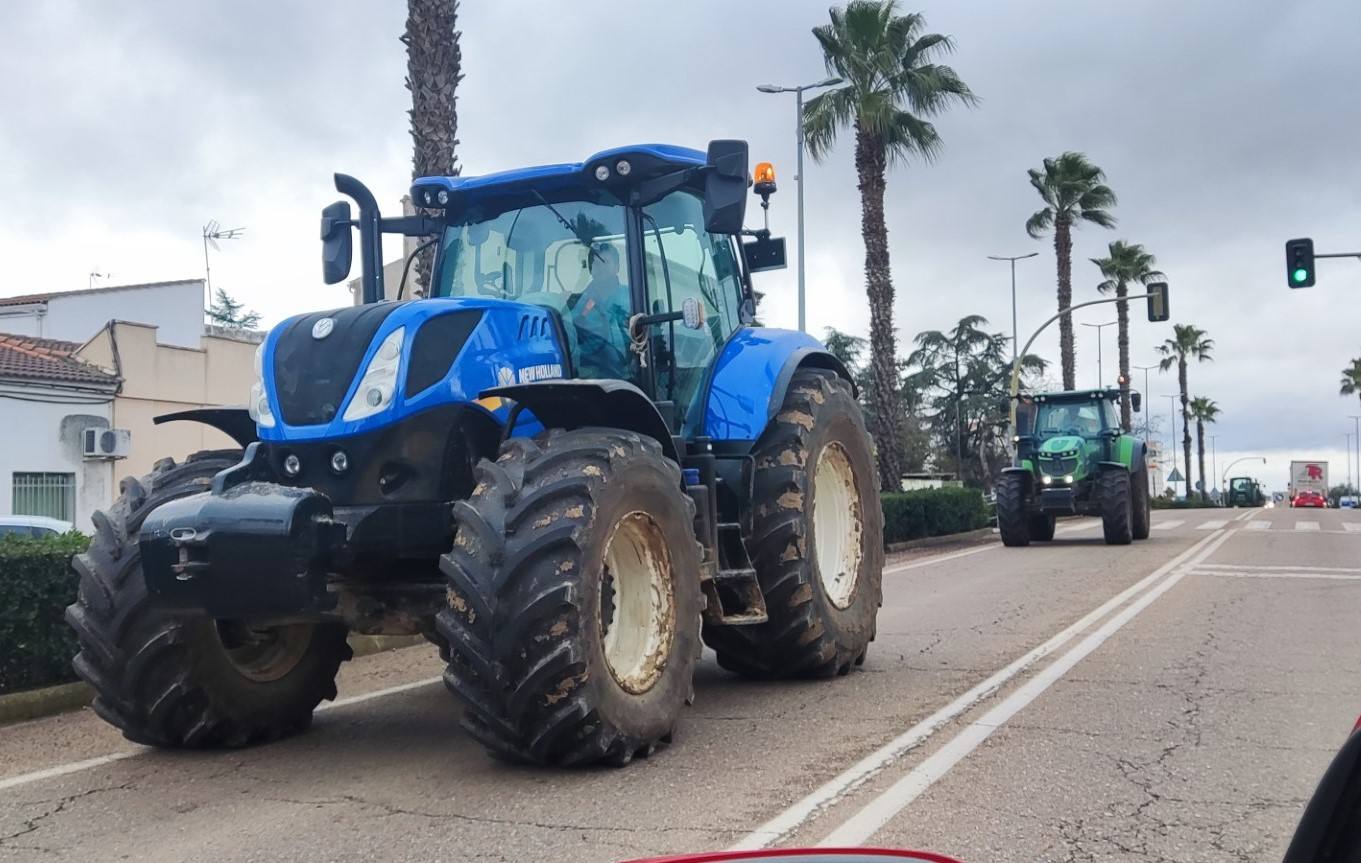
[[248, 343, 276, 428], [1041, 475, 1053, 486], [1063, 474, 1074, 484], [342, 328, 405, 422]]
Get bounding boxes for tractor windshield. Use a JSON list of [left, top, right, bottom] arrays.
[[433, 198, 633, 378], [1035, 402, 1104, 439]]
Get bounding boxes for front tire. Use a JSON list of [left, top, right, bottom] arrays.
[[702, 369, 883, 679], [1099, 469, 1134, 545], [996, 472, 1032, 547], [1027, 512, 1056, 542], [1131, 464, 1152, 540], [437, 429, 702, 767], [66, 452, 352, 748]]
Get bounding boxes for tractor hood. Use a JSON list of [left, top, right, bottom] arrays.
[[1038, 435, 1085, 455], [256, 297, 568, 441]]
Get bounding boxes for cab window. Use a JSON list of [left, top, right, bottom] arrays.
[[641, 191, 743, 430]]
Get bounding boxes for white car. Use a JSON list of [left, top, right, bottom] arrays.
[[0, 514, 76, 538]]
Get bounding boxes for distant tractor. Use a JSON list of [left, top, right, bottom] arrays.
[[1226, 476, 1265, 508], [65, 141, 884, 767], [996, 388, 1151, 546]]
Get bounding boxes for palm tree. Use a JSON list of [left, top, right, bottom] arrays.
[[1340, 357, 1361, 405], [1156, 324, 1214, 500], [1091, 241, 1165, 429], [1025, 153, 1118, 390], [804, 1, 976, 490], [403, 0, 462, 293], [1188, 396, 1220, 503]]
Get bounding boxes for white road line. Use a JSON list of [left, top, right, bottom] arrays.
[[1296, 521, 1321, 531], [1152, 520, 1184, 530], [1196, 563, 1361, 574], [1245, 520, 1271, 531], [1202, 571, 1361, 582], [1197, 520, 1228, 530], [817, 529, 1233, 847], [1343, 523, 1361, 532], [884, 544, 995, 575], [729, 529, 1228, 851], [0, 677, 444, 793], [1232, 508, 1259, 522]]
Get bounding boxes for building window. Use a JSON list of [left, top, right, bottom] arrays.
[[12, 472, 76, 522]]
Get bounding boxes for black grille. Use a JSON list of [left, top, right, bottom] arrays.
[[406, 310, 483, 396], [272, 304, 402, 426], [1040, 457, 1078, 476]]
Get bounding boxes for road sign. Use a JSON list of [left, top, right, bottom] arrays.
[[1167, 468, 1184, 483]]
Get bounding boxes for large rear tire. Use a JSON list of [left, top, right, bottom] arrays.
[[1131, 464, 1152, 540], [701, 369, 883, 679], [1099, 469, 1134, 545], [65, 451, 352, 748], [437, 428, 702, 767], [996, 472, 1032, 547]]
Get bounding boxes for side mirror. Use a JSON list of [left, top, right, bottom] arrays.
[[703, 139, 748, 235], [1131, 392, 1142, 413], [743, 236, 787, 272], [321, 201, 353, 285]]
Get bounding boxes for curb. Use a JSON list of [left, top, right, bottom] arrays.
[[0, 633, 429, 727], [885, 525, 997, 554]]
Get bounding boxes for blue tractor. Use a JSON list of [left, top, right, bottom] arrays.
[[67, 141, 883, 766]]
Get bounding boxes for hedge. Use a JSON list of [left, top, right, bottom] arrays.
[[881, 487, 989, 545], [1151, 498, 1222, 509], [0, 532, 88, 694]]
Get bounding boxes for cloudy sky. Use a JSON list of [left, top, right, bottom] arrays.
[[4, 0, 1359, 490]]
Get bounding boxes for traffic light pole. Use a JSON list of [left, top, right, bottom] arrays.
[[1008, 291, 1163, 431]]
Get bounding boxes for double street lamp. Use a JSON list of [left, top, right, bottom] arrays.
[[987, 252, 1038, 362], [756, 76, 843, 333], [1081, 320, 1118, 386]]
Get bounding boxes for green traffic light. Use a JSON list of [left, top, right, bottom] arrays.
[[1293, 267, 1309, 283]]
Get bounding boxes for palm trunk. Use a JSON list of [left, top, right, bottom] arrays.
[[404, 0, 463, 294], [1116, 283, 1131, 429], [1197, 413, 1208, 500], [1179, 359, 1192, 500], [854, 124, 904, 491], [1055, 215, 1075, 390]]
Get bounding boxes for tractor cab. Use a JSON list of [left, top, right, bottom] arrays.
[[1017, 388, 1123, 464]]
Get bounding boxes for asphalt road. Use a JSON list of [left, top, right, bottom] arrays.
[[3, 506, 1359, 862]]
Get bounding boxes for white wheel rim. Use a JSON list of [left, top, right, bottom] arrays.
[[600, 511, 675, 694], [813, 442, 863, 609]]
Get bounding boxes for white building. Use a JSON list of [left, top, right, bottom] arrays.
[[0, 333, 120, 529], [0, 279, 207, 348], [1146, 439, 1166, 497]]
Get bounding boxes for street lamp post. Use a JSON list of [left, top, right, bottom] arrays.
[[756, 76, 843, 333], [1346, 432, 1353, 494], [1081, 320, 1117, 386], [987, 252, 1038, 362], [1351, 417, 1361, 496], [1163, 394, 1180, 497], [1133, 362, 1159, 445], [1221, 456, 1267, 492], [1210, 434, 1218, 501]]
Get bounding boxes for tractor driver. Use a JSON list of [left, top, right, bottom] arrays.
[[571, 243, 633, 378]]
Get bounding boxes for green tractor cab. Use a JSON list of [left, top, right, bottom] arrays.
[[998, 387, 1152, 546], [1227, 476, 1266, 507]]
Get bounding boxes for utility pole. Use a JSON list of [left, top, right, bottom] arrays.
[[1163, 394, 1179, 497], [756, 76, 843, 333], [1346, 432, 1353, 494], [1209, 435, 1218, 501], [987, 252, 1038, 362], [1351, 416, 1361, 497]]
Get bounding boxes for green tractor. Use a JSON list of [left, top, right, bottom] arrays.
[[996, 388, 1152, 546], [1226, 476, 1266, 507]]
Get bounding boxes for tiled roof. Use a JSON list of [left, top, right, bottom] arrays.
[[0, 279, 202, 307], [0, 333, 120, 386]]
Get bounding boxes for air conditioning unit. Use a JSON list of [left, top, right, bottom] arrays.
[[83, 428, 131, 460]]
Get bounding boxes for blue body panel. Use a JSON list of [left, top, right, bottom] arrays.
[[258, 298, 564, 442], [703, 327, 825, 442]]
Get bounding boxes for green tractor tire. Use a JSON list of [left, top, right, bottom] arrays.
[[1027, 513, 1056, 541], [1099, 469, 1134, 545], [996, 472, 1031, 547], [1131, 464, 1151, 540]]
